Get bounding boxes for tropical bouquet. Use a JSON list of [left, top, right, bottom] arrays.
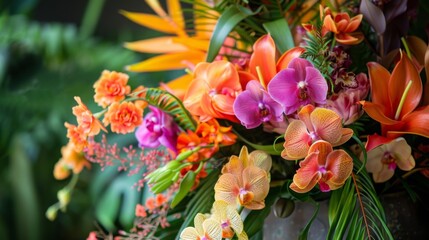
[[48, 0, 429, 239]]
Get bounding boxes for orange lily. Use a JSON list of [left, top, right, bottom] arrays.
[[183, 61, 242, 122], [322, 6, 364, 45], [360, 51, 429, 138], [282, 104, 353, 160], [239, 34, 305, 88], [290, 140, 353, 193]]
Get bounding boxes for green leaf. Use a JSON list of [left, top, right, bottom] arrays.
[[298, 201, 320, 240], [171, 171, 197, 208], [263, 18, 295, 54], [206, 5, 261, 62], [327, 150, 393, 239], [175, 169, 220, 239], [138, 88, 197, 131]]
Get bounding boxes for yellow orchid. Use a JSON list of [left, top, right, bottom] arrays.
[[211, 200, 247, 239], [180, 213, 222, 240]]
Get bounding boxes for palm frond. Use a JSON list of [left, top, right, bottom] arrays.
[[136, 88, 197, 131], [327, 150, 393, 239]]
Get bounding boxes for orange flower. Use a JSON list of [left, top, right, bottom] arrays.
[[195, 119, 237, 148], [214, 146, 270, 210], [54, 142, 91, 180], [146, 197, 156, 212], [72, 96, 106, 136], [183, 61, 242, 122], [239, 34, 305, 88], [103, 102, 143, 134], [290, 140, 353, 193], [135, 204, 147, 217], [322, 6, 364, 45], [281, 105, 353, 160], [155, 193, 167, 207], [360, 52, 429, 138], [93, 70, 131, 108], [65, 122, 88, 151], [177, 130, 214, 162]]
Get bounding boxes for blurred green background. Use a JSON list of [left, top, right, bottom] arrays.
[[0, 0, 173, 239]]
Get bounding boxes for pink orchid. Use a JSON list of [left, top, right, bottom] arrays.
[[268, 58, 328, 115]]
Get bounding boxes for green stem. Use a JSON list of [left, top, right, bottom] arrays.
[[66, 173, 80, 191], [79, 0, 106, 38]]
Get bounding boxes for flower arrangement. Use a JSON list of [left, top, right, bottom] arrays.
[[48, 0, 429, 239]]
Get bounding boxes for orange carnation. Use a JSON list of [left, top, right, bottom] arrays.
[[72, 96, 106, 136], [93, 70, 131, 108], [103, 102, 143, 134]]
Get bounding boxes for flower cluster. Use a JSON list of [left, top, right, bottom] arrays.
[[49, 0, 429, 239]]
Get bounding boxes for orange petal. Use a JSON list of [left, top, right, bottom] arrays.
[[126, 51, 205, 72], [360, 101, 399, 125], [249, 150, 272, 173], [282, 120, 311, 160], [335, 32, 364, 45], [389, 51, 422, 119], [332, 128, 354, 147], [222, 155, 244, 176], [310, 108, 343, 144], [344, 14, 363, 33], [238, 71, 257, 90], [242, 166, 269, 202], [325, 150, 353, 190], [276, 47, 305, 72], [167, 0, 185, 30], [365, 134, 394, 152], [291, 152, 321, 191], [203, 219, 223, 240], [183, 79, 209, 117], [367, 62, 392, 114], [124, 37, 188, 54], [214, 173, 240, 205], [172, 37, 210, 52], [249, 35, 277, 87], [387, 106, 429, 138], [297, 104, 315, 132], [323, 15, 338, 33], [120, 11, 177, 34], [308, 140, 333, 166]]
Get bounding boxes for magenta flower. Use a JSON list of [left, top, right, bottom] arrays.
[[233, 80, 283, 129], [267, 58, 328, 115], [135, 106, 180, 152]]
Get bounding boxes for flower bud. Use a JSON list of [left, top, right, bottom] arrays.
[[273, 198, 295, 218], [57, 188, 71, 210], [46, 205, 59, 221]]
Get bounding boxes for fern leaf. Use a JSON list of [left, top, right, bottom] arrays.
[[137, 88, 197, 131]]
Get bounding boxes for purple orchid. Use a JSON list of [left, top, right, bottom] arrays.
[[233, 80, 283, 129], [267, 58, 328, 115], [135, 106, 180, 152]]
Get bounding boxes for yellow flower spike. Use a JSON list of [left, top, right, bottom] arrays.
[[180, 213, 222, 240], [211, 200, 245, 238], [124, 37, 188, 54]]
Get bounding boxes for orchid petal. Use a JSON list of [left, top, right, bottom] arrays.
[[243, 166, 269, 202], [373, 164, 395, 183], [214, 173, 240, 205], [249, 150, 272, 173], [268, 68, 299, 110], [194, 213, 206, 235], [366, 145, 385, 176], [203, 219, 222, 240], [365, 134, 394, 152], [310, 108, 343, 144], [388, 138, 415, 171], [325, 150, 353, 190], [282, 120, 311, 160], [305, 67, 328, 104], [180, 227, 200, 240], [226, 204, 243, 234], [288, 58, 313, 81], [291, 152, 321, 190]]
